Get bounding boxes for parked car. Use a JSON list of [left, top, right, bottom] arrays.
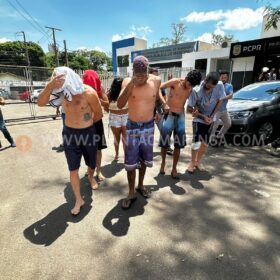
[[30, 88, 43, 103], [226, 81, 280, 144], [19, 90, 30, 101], [0, 88, 11, 99]]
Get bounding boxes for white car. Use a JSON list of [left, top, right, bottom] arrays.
[[30, 89, 43, 103]]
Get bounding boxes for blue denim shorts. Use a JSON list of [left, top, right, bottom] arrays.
[[159, 112, 186, 149]]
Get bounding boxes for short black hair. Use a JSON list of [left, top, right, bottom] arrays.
[[205, 72, 220, 85], [149, 67, 159, 74], [186, 70, 202, 87], [219, 70, 229, 76]]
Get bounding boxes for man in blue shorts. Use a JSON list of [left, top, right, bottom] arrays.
[[159, 70, 202, 178], [117, 56, 162, 209]]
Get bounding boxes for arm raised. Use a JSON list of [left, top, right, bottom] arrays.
[[37, 74, 65, 107], [117, 77, 133, 109]]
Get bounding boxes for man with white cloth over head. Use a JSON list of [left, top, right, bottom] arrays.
[[38, 67, 102, 215]]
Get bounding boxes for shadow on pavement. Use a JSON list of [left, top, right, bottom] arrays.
[[152, 173, 186, 195], [101, 160, 124, 178], [23, 177, 92, 246], [0, 146, 11, 152], [103, 195, 148, 237]]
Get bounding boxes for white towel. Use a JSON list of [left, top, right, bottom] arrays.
[[49, 66, 84, 107]]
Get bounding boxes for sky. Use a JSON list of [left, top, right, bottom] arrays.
[[0, 0, 279, 54]]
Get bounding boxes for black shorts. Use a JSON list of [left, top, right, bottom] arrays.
[[94, 119, 107, 150], [192, 122, 212, 144], [63, 125, 97, 171]]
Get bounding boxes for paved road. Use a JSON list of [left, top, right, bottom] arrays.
[[0, 113, 280, 280]]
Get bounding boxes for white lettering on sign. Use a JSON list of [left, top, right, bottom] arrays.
[[243, 45, 262, 52]]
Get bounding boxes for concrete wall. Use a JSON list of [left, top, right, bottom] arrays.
[[182, 47, 230, 73]]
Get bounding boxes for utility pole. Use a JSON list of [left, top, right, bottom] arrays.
[[45, 26, 61, 67], [17, 31, 31, 70], [63, 40, 69, 66]]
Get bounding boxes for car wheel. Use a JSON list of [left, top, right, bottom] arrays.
[[258, 121, 274, 142]]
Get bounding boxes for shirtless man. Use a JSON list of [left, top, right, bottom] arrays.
[[38, 67, 102, 215], [117, 56, 162, 209], [159, 70, 202, 178]]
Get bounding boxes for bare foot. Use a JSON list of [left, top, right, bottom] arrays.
[[136, 185, 151, 198], [187, 163, 195, 174], [88, 176, 99, 190], [171, 169, 179, 179], [96, 172, 105, 182], [71, 199, 85, 216], [195, 161, 207, 172], [114, 155, 119, 161]]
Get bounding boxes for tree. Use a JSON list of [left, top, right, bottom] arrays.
[[88, 50, 112, 71], [0, 41, 45, 67], [155, 23, 187, 47], [264, 5, 280, 30], [171, 23, 187, 44], [211, 34, 234, 47]]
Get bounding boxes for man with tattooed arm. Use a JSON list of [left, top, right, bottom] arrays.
[[38, 67, 102, 215]]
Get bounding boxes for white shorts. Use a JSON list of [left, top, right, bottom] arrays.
[[109, 113, 128, 128]]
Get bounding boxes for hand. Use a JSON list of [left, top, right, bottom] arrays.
[[192, 109, 199, 118], [204, 116, 213, 125], [155, 113, 161, 124], [163, 103, 170, 113], [48, 74, 65, 91]]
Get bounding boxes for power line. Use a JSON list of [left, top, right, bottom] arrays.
[[5, 0, 52, 42], [14, 0, 49, 36]]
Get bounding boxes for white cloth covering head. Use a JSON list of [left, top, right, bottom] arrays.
[[49, 66, 84, 107]]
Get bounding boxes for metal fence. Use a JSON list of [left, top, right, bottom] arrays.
[[0, 65, 193, 123]]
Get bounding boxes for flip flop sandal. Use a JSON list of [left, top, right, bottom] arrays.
[[136, 187, 151, 198], [122, 197, 137, 209], [186, 167, 195, 174], [171, 172, 180, 179]]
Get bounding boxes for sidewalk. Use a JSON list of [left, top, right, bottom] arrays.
[[0, 116, 280, 280]]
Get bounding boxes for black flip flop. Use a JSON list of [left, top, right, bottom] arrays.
[[122, 197, 137, 209], [171, 172, 180, 179], [136, 187, 151, 198]]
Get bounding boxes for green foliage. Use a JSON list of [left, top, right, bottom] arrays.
[[264, 6, 280, 30], [45, 49, 112, 72], [0, 40, 45, 66], [211, 34, 234, 47]]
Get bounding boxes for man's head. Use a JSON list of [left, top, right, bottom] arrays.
[[184, 70, 202, 89], [168, 73, 173, 80], [133, 56, 149, 86], [83, 70, 102, 97], [219, 70, 229, 84], [149, 67, 159, 76], [204, 72, 220, 90]]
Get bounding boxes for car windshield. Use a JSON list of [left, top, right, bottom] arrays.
[[233, 82, 280, 101]]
